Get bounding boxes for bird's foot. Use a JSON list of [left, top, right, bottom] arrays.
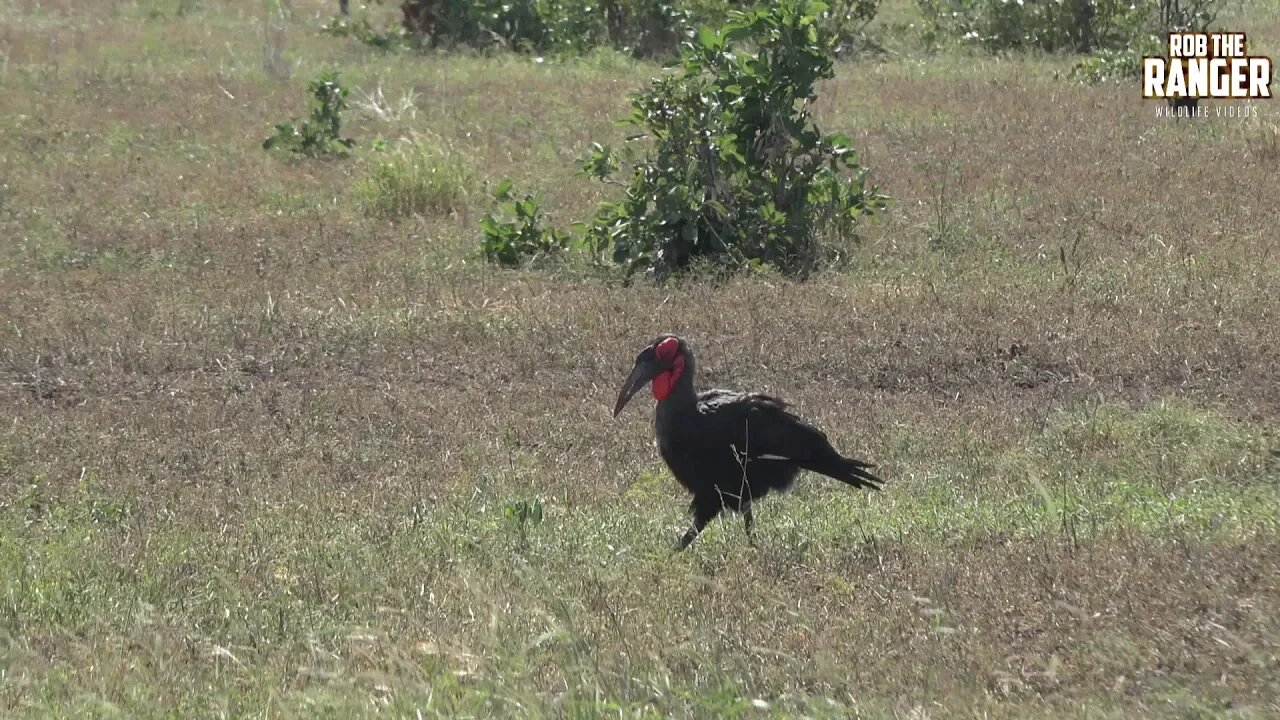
[[672, 528, 699, 552]]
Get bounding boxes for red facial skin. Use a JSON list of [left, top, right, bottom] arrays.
[[651, 337, 685, 401]]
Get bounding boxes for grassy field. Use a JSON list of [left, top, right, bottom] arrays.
[[3, 0, 1280, 717]]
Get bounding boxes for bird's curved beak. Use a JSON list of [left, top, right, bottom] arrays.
[[613, 349, 667, 417]]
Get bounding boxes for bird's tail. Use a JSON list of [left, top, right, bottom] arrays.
[[805, 454, 885, 491]]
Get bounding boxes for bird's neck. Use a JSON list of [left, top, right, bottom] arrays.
[[656, 353, 698, 418]]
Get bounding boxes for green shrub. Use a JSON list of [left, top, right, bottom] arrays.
[[320, 14, 410, 51], [1067, 0, 1219, 84], [918, 0, 1221, 65], [397, 0, 755, 57], [441, 0, 673, 56], [580, 0, 889, 279], [1068, 36, 1162, 84], [819, 0, 882, 56], [354, 136, 474, 218], [334, 1, 880, 59], [918, 0, 1149, 53], [263, 71, 357, 158], [920, 0, 1145, 54], [480, 180, 572, 266]]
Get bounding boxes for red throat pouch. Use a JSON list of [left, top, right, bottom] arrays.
[[651, 355, 685, 401]]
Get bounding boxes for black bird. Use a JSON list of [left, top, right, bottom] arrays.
[[613, 334, 884, 550]]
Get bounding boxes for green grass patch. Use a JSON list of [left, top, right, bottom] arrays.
[[354, 135, 476, 219]]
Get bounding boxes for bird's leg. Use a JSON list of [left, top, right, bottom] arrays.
[[675, 525, 702, 551], [674, 499, 721, 551], [676, 512, 713, 550], [743, 506, 757, 548]]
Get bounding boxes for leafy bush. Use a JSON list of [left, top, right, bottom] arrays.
[[332, 0, 880, 59], [263, 71, 356, 158], [480, 180, 572, 266], [917, 0, 1149, 53], [819, 0, 882, 56], [354, 135, 475, 218], [396, 0, 696, 56], [579, 0, 889, 279], [1068, 36, 1161, 84], [919, 0, 1222, 67], [398, 0, 883, 57], [1068, 0, 1220, 84], [1154, 0, 1219, 32], [320, 14, 410, 51], [551, 0, 673, 56]]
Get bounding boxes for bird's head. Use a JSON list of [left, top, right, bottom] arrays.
[[612, 334, 690, 417]]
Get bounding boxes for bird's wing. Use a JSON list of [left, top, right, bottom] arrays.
[[698, 390, 833, 463], [697, 390, 883, 490], [698, 389, 788, 412]]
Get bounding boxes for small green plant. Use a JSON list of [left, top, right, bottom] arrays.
[[503, 497, 544, 547], [580, 0, 888, 279], [503, 498, 544, 525], [479, 180, 571, 266], [263, 71, 357, 158], [354, 135, 474, 218]]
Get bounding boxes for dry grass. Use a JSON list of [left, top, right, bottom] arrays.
[[2, 0, 1280, 717]]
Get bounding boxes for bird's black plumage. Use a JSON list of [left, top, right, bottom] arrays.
[[613, 334, 884, 550]]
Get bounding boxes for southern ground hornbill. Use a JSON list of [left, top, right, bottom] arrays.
[[613, 334, 884, 550]]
